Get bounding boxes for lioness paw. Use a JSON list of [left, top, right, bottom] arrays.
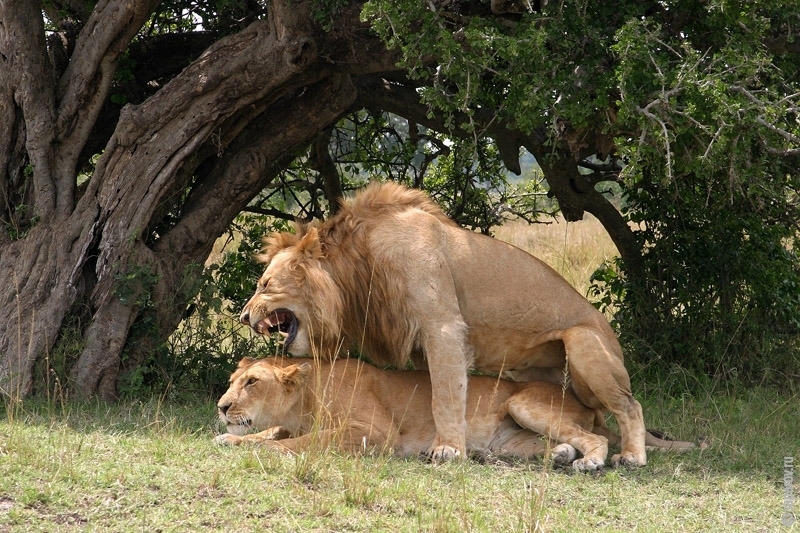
[[429, 445, 462, 463], [263, 426, 291, 440], [611, 452, 646, 467], [572, 456, 605, 472], [550, 444, 578, 465], [214, 433, 243, 446]]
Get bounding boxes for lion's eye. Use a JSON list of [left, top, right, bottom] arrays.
[[257, 277, 271, 293], [245, 377, 258, 386]]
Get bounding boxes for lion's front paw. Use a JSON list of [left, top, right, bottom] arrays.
[[572, 456, 605, 472], [611, 451, 646, 467], [429, 445, 462, 463], [550, 444, 578, 465], [263, 426, 291, 440], [214, 433, 244, 446]]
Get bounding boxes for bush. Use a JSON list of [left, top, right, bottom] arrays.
[[590, 179, 800, 388]]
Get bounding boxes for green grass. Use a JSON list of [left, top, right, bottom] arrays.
[[3, 216, 796, 531], [1, 385, 797, 532]]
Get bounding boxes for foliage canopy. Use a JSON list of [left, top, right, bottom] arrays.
[[1, 0, 798, 398], [356, 0, 800, 383]]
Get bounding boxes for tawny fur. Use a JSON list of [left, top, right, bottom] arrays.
[[240, 182, 649, 465], [215, 358, 696, 471]]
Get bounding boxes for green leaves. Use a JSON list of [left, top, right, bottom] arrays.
[[364, 0, 618, 137]]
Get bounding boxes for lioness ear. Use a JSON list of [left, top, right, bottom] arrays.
[[296, 226, 322, 260], [237, 357, 257, 368], [277, 362, 312, 387]]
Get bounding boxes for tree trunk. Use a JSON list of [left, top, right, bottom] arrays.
[[0, 0, 391, 399], [0, 0, 153, 398], [0, 224, 86, 398], [522, 142, 646, 285]]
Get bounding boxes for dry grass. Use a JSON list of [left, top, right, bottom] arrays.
[[493, 215, 617, 296]]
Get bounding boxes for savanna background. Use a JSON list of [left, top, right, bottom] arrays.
[[2, 0, 800, 530]]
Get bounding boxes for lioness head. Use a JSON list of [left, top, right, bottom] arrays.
[[240, 226, 343, 357], [217, 357, 311, 436]]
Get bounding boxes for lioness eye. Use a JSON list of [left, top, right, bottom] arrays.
[[246, 377, 258, 386]]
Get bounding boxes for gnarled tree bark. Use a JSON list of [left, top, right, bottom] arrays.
[[0, 0, 394, 399]]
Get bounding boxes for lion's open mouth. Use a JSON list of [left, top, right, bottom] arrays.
[[255, 309, 298, 347]]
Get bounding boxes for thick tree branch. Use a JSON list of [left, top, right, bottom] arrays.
[[80, 18, 323, 304], [55, 0, 160, 212], [0, 0, 58, 221], [75, 31, 220, 173], [311, 128, 345, 215], [158, 75, 357, 260]]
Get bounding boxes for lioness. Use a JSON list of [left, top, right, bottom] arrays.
[[215, 357, 695, 471], [240, 182, 647, 465]]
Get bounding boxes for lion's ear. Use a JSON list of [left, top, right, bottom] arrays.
[[277, 362, 312, 387], [259, 232, 299, 263], [296, 226, 322, 260]]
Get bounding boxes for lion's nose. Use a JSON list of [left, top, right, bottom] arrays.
[[218, 402, 231, 415], [240, 311, 250, 326]]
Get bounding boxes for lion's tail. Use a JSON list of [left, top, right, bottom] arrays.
[[592, 425, 697, 451], [642, 430, 697, 451]]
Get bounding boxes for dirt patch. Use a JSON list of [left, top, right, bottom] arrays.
[[0, 496, 14, 512]]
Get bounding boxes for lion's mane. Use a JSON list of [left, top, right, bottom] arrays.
[[262, 182, 456, 364]]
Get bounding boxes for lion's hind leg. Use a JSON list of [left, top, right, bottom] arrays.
[[551, 443, 578, 466], [505, 385, 609, 472], [489, 422, 580, 466], [560, 325, 647, 467]]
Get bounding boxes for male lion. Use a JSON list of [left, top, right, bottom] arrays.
[[214, 357, 695, 471], [240, 182, 648, 465]]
